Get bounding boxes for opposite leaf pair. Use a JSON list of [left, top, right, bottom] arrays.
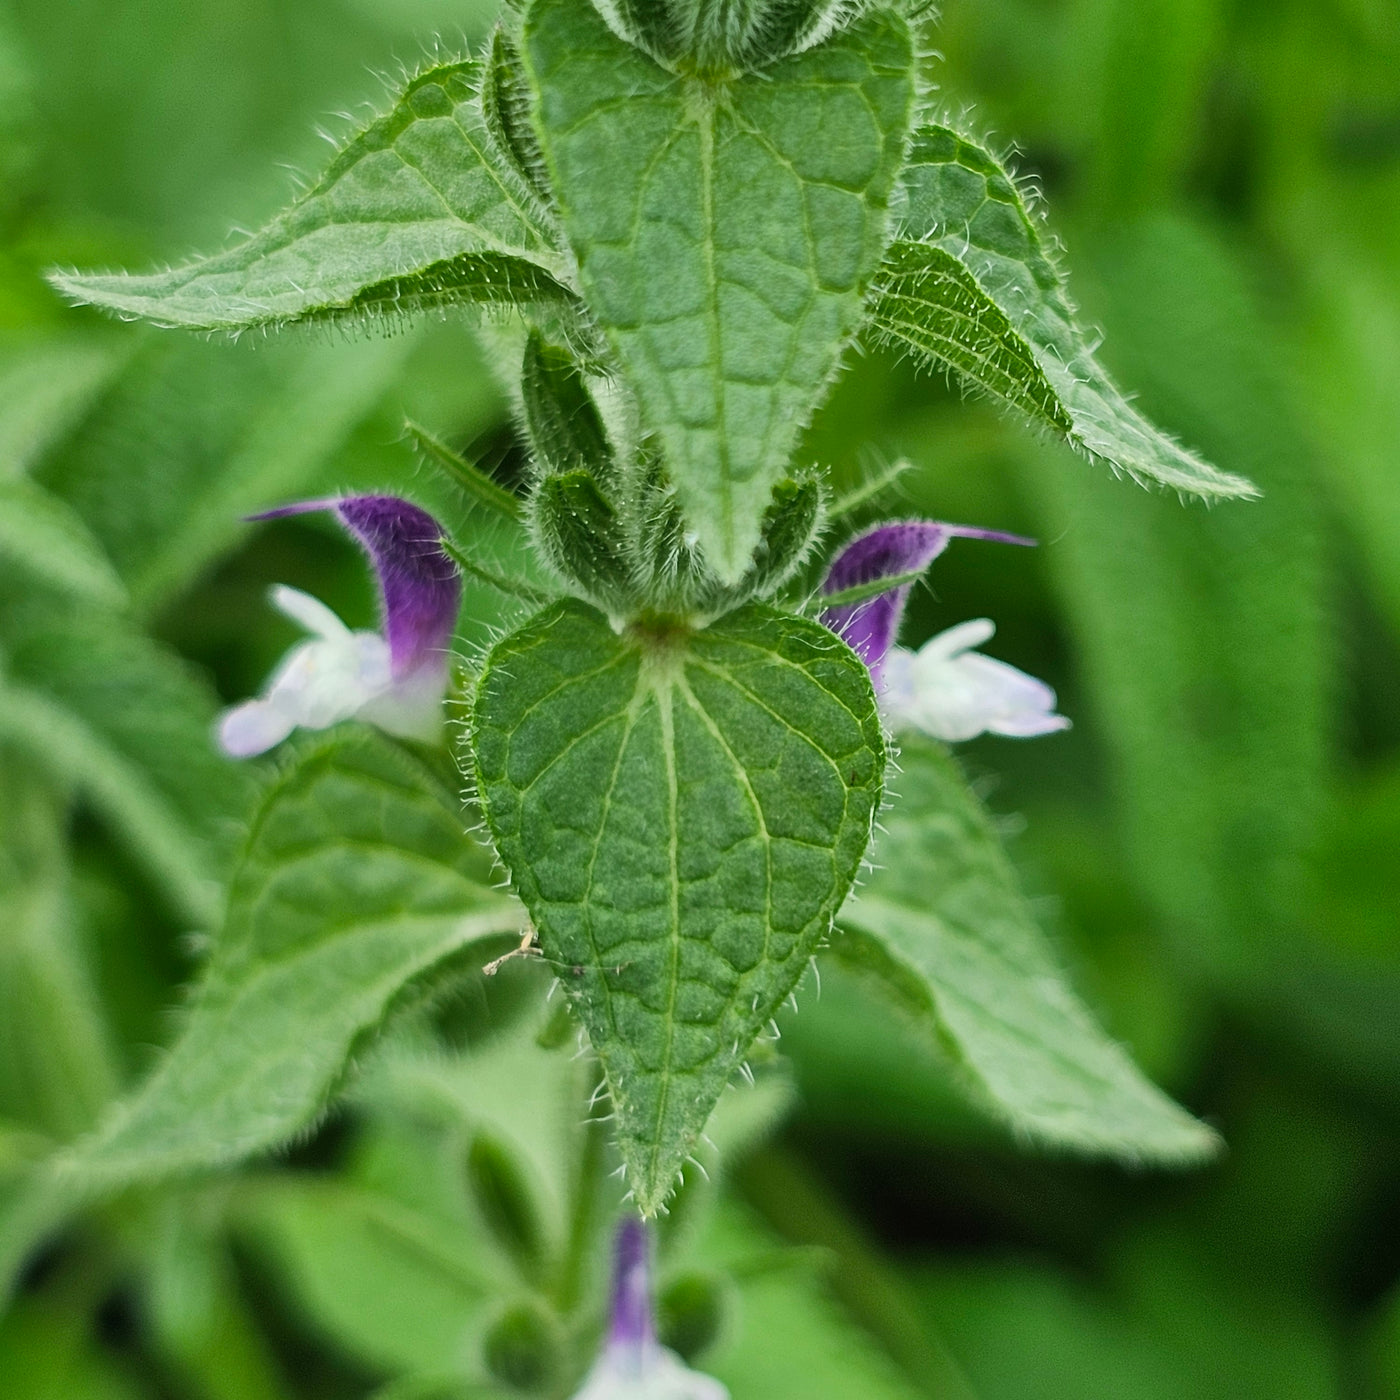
[[219, 485, 1068, 1215]]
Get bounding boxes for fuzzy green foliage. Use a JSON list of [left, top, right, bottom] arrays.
[[520, 333, 615, 482], [471, 599, 884, 1212], [5, 0, 1263, 1295]]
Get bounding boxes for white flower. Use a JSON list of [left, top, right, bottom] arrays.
[[880, 618, 1070, 742], [571, 1341, 729, 1400], [217, 585, 446, 757]]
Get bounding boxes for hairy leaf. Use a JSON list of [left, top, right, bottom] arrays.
[[837, 738, 1218, 1164], [869, 241, 1070, 434], [524, 0, 914, 581], [534, 470, 633, 606], [46, 732, 522, 1191], [0, 479, 126, 606], [50, 60, 575, 332], [871, 123, 1255, 500], [471, 599, 884, 1213]]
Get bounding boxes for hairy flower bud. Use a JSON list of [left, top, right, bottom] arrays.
[[589, 0, 868, 74]]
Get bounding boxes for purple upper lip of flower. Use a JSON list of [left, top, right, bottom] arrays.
[[820, 519, 1034, 681], [250, 495, 460, 679], [607, 1217, 654, 1351]]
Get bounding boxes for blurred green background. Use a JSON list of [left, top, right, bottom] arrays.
[[1, 0, 1398, 1395]]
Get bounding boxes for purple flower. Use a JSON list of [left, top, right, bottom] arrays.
[[217, 495, 460, 757], [821, 519, 1069, 742], [571, 1219, 727, 1400]]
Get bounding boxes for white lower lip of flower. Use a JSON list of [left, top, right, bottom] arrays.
[[572, 1342, 729, 1400], [879, 621, 1070, 743], [217, 586, 449, 757]]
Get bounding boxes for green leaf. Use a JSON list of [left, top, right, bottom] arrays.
[[0, 1295, 153, 1400], [524, 0, 915, 581], [141, 1199, 288, 1400], [0, 479, 126, 607], [471, 599, 884, 1213], [695, 1202, 941, 1400], [482, 27, 552, 210], [837, 738, 1218, 1165], [47, 731, 523, 1192], [49, 60, 576, 333], [869, 241, 1071, 434], [746, 477, 823, 598], [0, 617, 254, 925], [408, 420, 525, 523], [873, 123, 1256, 501]]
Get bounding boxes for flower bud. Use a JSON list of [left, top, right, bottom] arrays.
[[590, 0, 866, 75]]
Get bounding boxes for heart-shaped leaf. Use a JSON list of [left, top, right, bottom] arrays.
[[471, 600, 884, 1213]]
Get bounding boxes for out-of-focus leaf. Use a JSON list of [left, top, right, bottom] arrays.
[[0, 479, 126, 605], [837, 738, 1217, 1165], [1017, 215, 1329, 987], [0, 757, 119, 1140], [1367, 1282, 1400, 1400], [0, 616, 254, 924], [0, 336, 123, 479], [1107, 1233, 1345, 1400], [1058, 0, 1222, 217], [240, 1174, 495, 1377], [139, 1198, 287, 1400], [524, 0, 915, 581], [734, 1150, 978, 1400], [694, 1203, 939, 1400], [49, 58, 575, 333], [912, 1246, 1343, 1400], [45, 730, 523, 1192], [873, 124, 1255, 501], [354, 1014, 589, 1259], [1285, 198, 1400, 635], [0, 1295, 152, 1400], [40, 334, 415, 613]]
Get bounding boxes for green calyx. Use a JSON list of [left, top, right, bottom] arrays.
[[588, 0, 868, 75]]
